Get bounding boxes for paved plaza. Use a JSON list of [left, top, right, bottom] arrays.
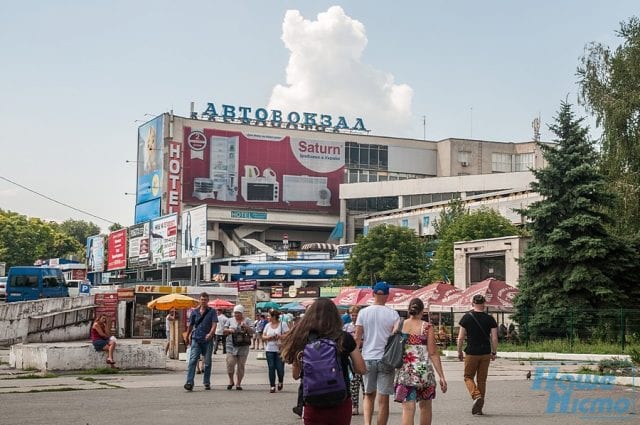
[[0, 349, 637, 424]]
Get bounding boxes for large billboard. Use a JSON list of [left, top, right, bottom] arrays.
[[135, 198, 161, 224], [150, 214, 177, 263], [136, 116, 164, 204], [128, 223, 150, 268], [107, 229, 127, 270], [181, 205, 207, 259], [182, 127, 344, 213], [86, 235, 105, 272]]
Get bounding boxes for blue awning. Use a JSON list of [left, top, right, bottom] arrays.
[[328, 221, 344, 241]]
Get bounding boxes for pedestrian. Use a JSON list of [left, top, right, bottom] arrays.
[[343, 305, 364, 416], [224, 305, 253, 390], [91, 314, 117, 368], [263, 309, 289, 393], [165, 308, 176, 357], [456, 294, 498, 415], [354, 281, 400, 425], [253, 313, 267, 350], [280, 298, 366, 425], [214, 309, 228, 355], [394, 298, 447, 425], [184, 292, 217, 391]]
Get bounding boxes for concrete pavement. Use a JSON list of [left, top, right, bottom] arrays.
[[0, 348, 637, 424]]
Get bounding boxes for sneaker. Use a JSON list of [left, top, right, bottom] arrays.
[[292, 406, 302, 417], [472, 397, 484, 415], [204, 384, 211, 390], [184, 383, 193, 392]]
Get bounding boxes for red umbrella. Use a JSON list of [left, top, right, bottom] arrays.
[[208, 298, 235, 309], [388, 282, 462, 310], [439, 278, 519, 312], [358, 288, 414, 306]]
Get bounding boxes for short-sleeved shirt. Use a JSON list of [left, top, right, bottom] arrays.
[[215, 315, 229, 336], [263, 321, 289, 352], [356, 305, 400, 360], [189, 307, 218, 342], [225, 317, 254, 356], [459, 311, 498, 355]]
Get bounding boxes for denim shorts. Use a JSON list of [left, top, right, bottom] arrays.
[[92, 339, 109, 352], [363, 359, 395, 395]]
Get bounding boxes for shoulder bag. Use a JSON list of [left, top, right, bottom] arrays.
[[232, 318, 253, 346], [381, 319, 404, 369], [182, 307, 211, 344]]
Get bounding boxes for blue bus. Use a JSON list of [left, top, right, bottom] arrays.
[[6, 266, 69, 302]]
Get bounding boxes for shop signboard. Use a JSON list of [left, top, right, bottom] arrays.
[[128, 222, 150, 267], [270, 286, 285, 298], [86, 235, 104, 273], [181, 205, 207, 259], [117, 287, 135, 301], [237, 290, 256, 321], [95, 293, 118, 334], [150, 214, 178, 264], [237, 280, 257, 292], [107, 229, 127, 270], [182, 127, 345, 213]]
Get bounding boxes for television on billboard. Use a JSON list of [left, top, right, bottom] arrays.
[[181, 205, 207, 259], [182, 127, 344, 213], [86, 235, 104, 273], [136, 116, 164, 204], [150, 214, 177, 263]]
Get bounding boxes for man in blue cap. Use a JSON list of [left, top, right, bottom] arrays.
[[355, 281, 400, 425]]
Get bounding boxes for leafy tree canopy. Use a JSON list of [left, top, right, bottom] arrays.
[[345, 225, 427, 286], [428, 208, 520, 284]]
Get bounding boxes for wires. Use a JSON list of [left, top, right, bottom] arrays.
[[0, 175, 116, 225]]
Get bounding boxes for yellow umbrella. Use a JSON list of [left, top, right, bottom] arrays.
[[147, 293, 199, 311]]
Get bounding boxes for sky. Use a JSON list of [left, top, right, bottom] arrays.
[[0, 1, 637, 232]]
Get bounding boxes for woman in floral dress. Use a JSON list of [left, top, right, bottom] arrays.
[[394, 298, 447, 425]]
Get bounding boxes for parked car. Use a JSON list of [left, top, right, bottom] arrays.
[[0, 276, 6, 300], [5, 267, 68, 302]]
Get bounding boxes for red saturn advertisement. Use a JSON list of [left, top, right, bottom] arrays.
[[182, 127, 345, 213], [107, 229, 127, 270]]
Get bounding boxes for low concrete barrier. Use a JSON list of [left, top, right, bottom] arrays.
[[9, 340, 166, 371]]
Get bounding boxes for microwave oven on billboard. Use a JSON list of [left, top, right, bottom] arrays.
[[241, 178, 279, 202]]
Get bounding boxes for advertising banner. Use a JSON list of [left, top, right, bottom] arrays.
[[150, 214, 178, 263], [86, 235, 104, 273], [128, 222, 150, 268], [181, 205, 207, 259], [136, 116, 164, 204], [107, 229, 127, 270], [134, 198, 161, 224], [95, 293, 118, 334], [182, 127, 344, 213]]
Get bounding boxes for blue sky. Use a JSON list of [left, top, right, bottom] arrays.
[[0, 1, 637, 230]]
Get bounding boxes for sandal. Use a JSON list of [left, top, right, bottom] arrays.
[[236, 386, 243, 391], [106, 359, 115, 365]]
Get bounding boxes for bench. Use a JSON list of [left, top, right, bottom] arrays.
[[9, 340, 166, 371]]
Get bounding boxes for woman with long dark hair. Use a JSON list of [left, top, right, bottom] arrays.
[[263, 309, 288, 393], [393, 298, 447, 425], [281, 298, 366, 425]]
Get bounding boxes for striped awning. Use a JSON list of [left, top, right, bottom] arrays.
[[301, 242, 337, 251]]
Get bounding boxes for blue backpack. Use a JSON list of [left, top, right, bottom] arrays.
[[302, 336, 347, 407]]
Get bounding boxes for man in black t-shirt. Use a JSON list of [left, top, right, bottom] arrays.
[[456, 294, 498, 416]]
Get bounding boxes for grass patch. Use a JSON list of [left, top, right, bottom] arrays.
[[11, 373, 58, 379], [497, 340, 635, 354], [78, 368, 120, 375]]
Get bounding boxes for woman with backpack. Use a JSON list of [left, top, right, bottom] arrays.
[[281, 298, 366, 425], [393, 298, 447, 425]]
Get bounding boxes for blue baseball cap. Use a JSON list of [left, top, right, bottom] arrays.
[[373, 281, 390, 295]]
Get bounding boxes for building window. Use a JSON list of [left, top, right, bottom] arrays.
[[458, 150, 472, 166], [491, 153, 512, 173], [514, 152, 534, 171]]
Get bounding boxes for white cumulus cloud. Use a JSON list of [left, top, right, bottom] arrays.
[[268, 6, 413, 136]]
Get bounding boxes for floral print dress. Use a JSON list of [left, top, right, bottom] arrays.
[[394, 321, 437, 402]]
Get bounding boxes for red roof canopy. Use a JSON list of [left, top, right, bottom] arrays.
[[387, 282, 462, 310], [439, 278, 519, 312]]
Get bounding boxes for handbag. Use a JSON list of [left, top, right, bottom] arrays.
[[381, 319, 404, 369], [232, 319, 252, 346]]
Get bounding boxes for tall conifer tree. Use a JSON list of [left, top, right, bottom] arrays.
[[514, 102, 638, 338]]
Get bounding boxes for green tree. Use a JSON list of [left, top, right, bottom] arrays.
[[578, 16, 640, 235], [345, 225, 427, 286], [58, 219, 101, 247], [0, 210, 82, 268], [513, 102, 639, 338], [108, 223, 124, 232], [428, 208, 520, 284], [432, 198, 467, 239]]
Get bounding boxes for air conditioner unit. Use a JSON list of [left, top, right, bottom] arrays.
[[460, 161, 469, 167]]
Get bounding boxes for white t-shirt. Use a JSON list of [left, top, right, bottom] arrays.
[[215, 315, 228, 336], [356, 305, 400, 360], [263, 321, 289, 352]]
